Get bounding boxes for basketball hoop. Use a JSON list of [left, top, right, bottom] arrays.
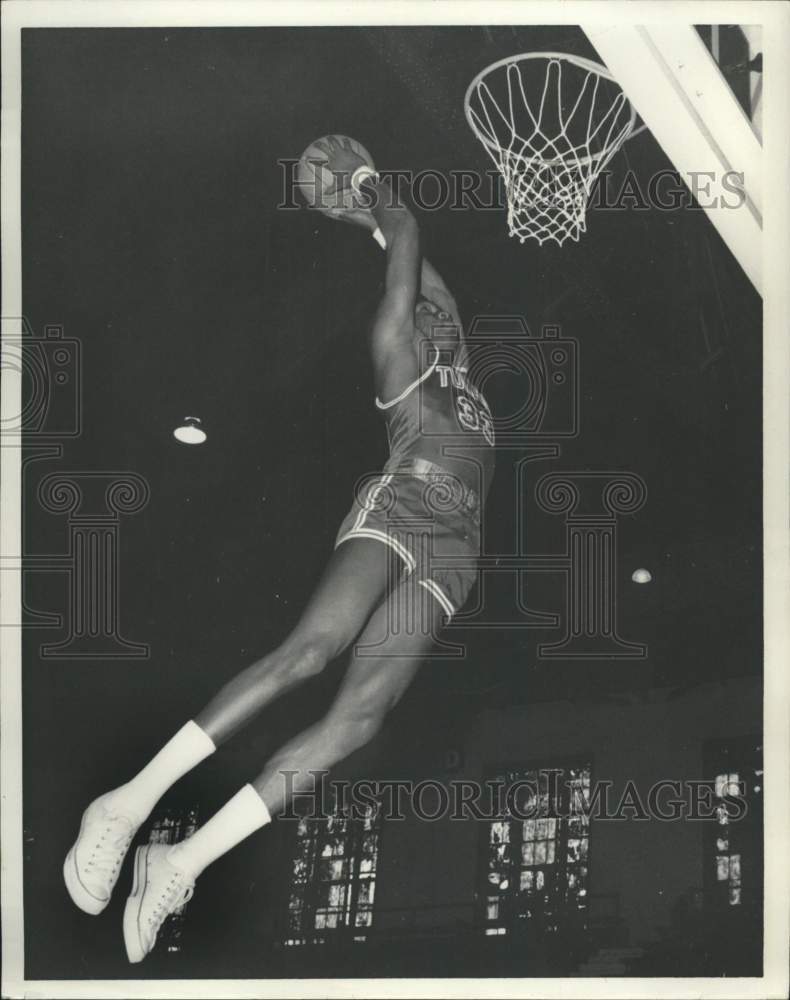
[[464, 52, 639, 246]]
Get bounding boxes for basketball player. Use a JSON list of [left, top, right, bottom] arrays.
[[63, 136, 495, 962]]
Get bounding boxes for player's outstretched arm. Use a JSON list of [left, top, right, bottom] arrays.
[[364, 179, 422, 402], [319, 137, 421, 402], [314, 138, 458, 324]]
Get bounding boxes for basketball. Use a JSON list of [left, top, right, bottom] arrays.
[[296, 134, 376, 217]]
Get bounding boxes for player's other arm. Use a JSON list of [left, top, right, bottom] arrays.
[[420, 257, 461, 328]]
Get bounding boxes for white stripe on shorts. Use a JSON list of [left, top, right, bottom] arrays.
[[335, 527, 416, 575], [418, 578, 455, 618]]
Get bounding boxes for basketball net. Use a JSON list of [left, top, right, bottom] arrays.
[[465, 53, 637, 247]]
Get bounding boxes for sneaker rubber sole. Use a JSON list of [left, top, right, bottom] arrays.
[[123, 845, 150, 963]]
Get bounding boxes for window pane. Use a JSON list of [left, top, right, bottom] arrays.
[[490, 821, 510, 844], [492, 842, 510, 864], [567, 838, 587, 863], [568, 811, 590, 835], [358, 880, 375, 906], [328, 884, 346, 908]]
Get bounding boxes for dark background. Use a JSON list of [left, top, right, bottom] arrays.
[[21, 26, 761, 979]]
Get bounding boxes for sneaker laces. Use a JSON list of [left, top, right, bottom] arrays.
[[148, 872, 194, 932], [85, 816, 135, 881]]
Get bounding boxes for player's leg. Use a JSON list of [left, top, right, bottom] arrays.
[[195, 535, 401, 744], [252, 580, 442, 813], [142, 579, 442, 922], [64, 536, 395, 916]]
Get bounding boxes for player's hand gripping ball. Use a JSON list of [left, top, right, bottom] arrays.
[[296, 134, 376, 219]]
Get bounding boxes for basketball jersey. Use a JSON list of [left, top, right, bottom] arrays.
[[375, 343, 496, 493]]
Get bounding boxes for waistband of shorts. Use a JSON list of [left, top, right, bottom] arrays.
[[389, 457, 480, 516]]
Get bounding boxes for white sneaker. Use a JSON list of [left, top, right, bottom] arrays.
[[63, 794, 140, 915], [123, 843, 195, 963]]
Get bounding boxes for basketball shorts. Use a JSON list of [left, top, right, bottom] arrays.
[[334, 457, 482, 620]]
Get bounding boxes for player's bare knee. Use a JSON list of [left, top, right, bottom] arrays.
[[251, 639, 328, 686], [287, 639, 331, 681], [332, 689, 395, 749], [345, 710, 385, 752]]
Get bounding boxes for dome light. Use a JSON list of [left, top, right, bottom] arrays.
[[173, 416, 207, 445], [631, 568, 652, 584]]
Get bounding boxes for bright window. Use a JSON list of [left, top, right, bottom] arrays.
[[483, 764, 592, 937], [284, 801, 381, 946]]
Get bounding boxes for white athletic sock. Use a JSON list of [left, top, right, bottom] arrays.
[[168, 784, 271, 879], [107, 721, 216, 820]]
